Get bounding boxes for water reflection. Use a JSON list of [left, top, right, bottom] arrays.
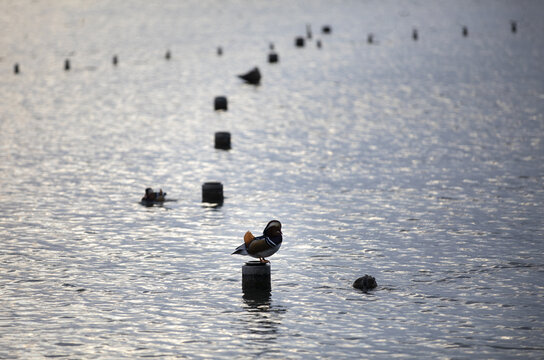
[[241, 288, 286, 347], [243, 288, 271, 305], [201, 202, 224, 209], [1, 0, 543, 358]]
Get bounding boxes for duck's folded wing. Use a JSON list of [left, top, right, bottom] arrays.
[[247, 236, 276, 253]]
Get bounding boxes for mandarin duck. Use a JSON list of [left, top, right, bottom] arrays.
[[232, 220, 282, 263], [141, 188, 167, 205]]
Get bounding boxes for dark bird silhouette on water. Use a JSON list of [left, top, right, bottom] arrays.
[[238, 66, 261, 85]]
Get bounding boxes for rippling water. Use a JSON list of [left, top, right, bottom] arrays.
[[1, 0, 544, 358]]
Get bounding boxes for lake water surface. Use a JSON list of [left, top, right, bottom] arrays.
[[1, 0, 543, 358]]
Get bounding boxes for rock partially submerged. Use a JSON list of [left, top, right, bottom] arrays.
[[238, 66, 261, 85], [353, 275, 377, 292]]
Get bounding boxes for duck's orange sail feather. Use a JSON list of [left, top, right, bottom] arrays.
[[244, 231, 255, 245]]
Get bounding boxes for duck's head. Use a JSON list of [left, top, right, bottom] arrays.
[[145, 188, 153, 195], [263, 220, 282, 237]]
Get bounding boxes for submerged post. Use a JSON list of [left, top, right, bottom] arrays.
[[214, 132, 231, 150], [511, 21, 517, 34], [268, 52, 279, 63], [412, 28, 419, 41], [214, 96, 228, 111], [202, 182, 224, 204], [242, 261, 271, 293]]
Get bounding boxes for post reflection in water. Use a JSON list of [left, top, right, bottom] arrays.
[[241, 287, 286, 350], [239, 261, 283, 346]]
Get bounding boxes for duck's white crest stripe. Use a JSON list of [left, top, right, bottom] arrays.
[[265, 237, 276, 247]]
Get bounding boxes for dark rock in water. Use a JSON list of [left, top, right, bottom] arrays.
[[112, 55, 118, 66], [295, 36, 305, 47], [316, 40, 322, 48], [64, 59, 71, 71], [14, 63, 19, 74], [269, 42, 275, 50], [367, 33, 374, 44], [165, 50, 171, 60], [462, 26, 468, 37], [238, 66, 261, 85], [322, 25, 331, 34], [217, 46, 223, 56], [412, 29, 418, 41], [353, 275, 377, 291]]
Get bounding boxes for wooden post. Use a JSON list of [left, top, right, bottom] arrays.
[[214, 132, 231, 150], [268, 52, 279, 63], [214, 96, 228, 111], [202, 182, 224, 204], [242, 261, 271, 293]]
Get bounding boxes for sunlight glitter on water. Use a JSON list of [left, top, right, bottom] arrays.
[[1, 0, 544, 359]]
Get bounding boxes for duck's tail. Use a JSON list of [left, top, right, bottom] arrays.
[[232, 231, 255, 255], [232, 243, 248, 255]]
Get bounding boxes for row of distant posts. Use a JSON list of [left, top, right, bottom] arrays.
[[211, 93, 270, 298], [206, 28, 331, 298], [232, 26, 334, 298], [211, 90, 271, 299], [11, 22, 518, 75]]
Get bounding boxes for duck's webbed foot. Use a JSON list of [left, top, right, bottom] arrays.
[[259, 258, 270, 263]]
